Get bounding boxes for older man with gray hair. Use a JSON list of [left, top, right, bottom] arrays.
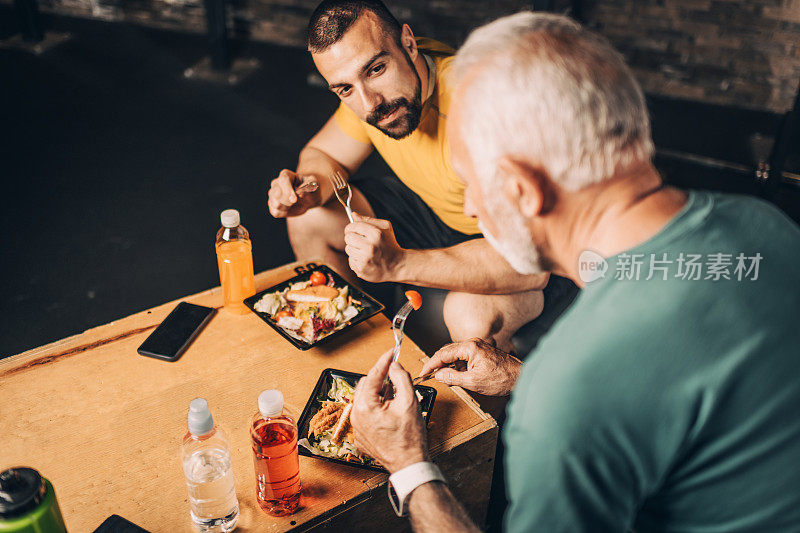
[[350, 11, 800, 533]]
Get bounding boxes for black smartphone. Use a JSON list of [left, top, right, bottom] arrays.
[[93, 514, 150, 532], [137, 302, 216, 362]]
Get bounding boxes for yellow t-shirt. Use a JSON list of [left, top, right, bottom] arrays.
[[333, 38, 480, 235]]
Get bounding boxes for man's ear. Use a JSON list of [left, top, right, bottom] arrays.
[[401, 24, 418, 59], [497, 157, 551, 218]]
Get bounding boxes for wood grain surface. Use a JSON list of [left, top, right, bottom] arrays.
[[0, 262, 496, 532]]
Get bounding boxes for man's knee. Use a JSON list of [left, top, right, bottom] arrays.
[[287, 207, 342, 252], [443, 292, 501, 342], [287, 207, 323, 238], [443, 290, 545, 345]]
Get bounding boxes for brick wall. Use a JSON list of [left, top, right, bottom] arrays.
[[579, 0, 800, 114], [5, 0, 799, 112]]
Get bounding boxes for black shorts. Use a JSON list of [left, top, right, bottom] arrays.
[[352, 174, 481, 250]]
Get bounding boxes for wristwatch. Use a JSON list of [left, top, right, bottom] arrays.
[[387, 462, 448, 517]]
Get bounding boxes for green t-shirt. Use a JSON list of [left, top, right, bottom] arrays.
[[504, 190, 800, 532]]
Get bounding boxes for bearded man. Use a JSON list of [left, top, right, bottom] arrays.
[[266, 0, 551, 352]]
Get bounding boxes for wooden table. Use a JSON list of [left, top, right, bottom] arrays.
[[0, 262, 498, 532]]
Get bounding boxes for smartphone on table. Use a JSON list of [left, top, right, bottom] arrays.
[[137, 302, 216, 362]]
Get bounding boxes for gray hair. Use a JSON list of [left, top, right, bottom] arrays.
[[452, 12, 654, 191]]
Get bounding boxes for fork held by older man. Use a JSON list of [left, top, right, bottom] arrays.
[[380, 291, 422, 401]]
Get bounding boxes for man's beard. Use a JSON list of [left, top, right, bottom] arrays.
[[366, 97, 422, 139], [365, 51, 423, 139], [479, 188, 545, 275]]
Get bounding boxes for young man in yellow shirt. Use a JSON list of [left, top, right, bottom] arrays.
[[266, 0, 549, 351]]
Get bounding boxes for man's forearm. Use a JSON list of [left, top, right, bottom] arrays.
[[394, 238, 549, 294], [407, 482, 481, 533]]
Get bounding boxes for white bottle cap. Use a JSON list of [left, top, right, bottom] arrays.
[[188, 398, 214, 436], [258, 390, 284, 418], [220, 209, 240, 228]]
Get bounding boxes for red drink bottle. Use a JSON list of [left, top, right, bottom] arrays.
[[250, 390, 301, 516]]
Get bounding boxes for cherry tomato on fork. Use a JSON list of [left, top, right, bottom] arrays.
[[310, 271, 327, 286], [405, 290, 422, 310]]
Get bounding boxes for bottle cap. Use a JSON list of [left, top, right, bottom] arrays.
[[258, 390, 284, 418], [0, 467, 45, 519], [220, 209, 240, 228], [188, 398, 214, 436]]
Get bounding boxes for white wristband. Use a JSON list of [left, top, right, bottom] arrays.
[[387, 462, 447, 517]]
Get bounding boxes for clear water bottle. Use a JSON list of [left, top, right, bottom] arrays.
[[215, 209, 256, 315], [182, 398, 239, 532], [251, 390, 301, 516]]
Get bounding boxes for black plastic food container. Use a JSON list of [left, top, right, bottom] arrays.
[[244, 263, 384, 350], [296, 368, 437, 473]]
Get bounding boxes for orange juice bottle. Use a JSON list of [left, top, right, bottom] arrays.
[[215, 209, 255, 314]]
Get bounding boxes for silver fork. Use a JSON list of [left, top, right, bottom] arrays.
[[294, 176, 319, 196], [380, 300, 414, 401], [411, 362, 458, 386], [328, 171, 354, 222], [411, 373, 434, 386]]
